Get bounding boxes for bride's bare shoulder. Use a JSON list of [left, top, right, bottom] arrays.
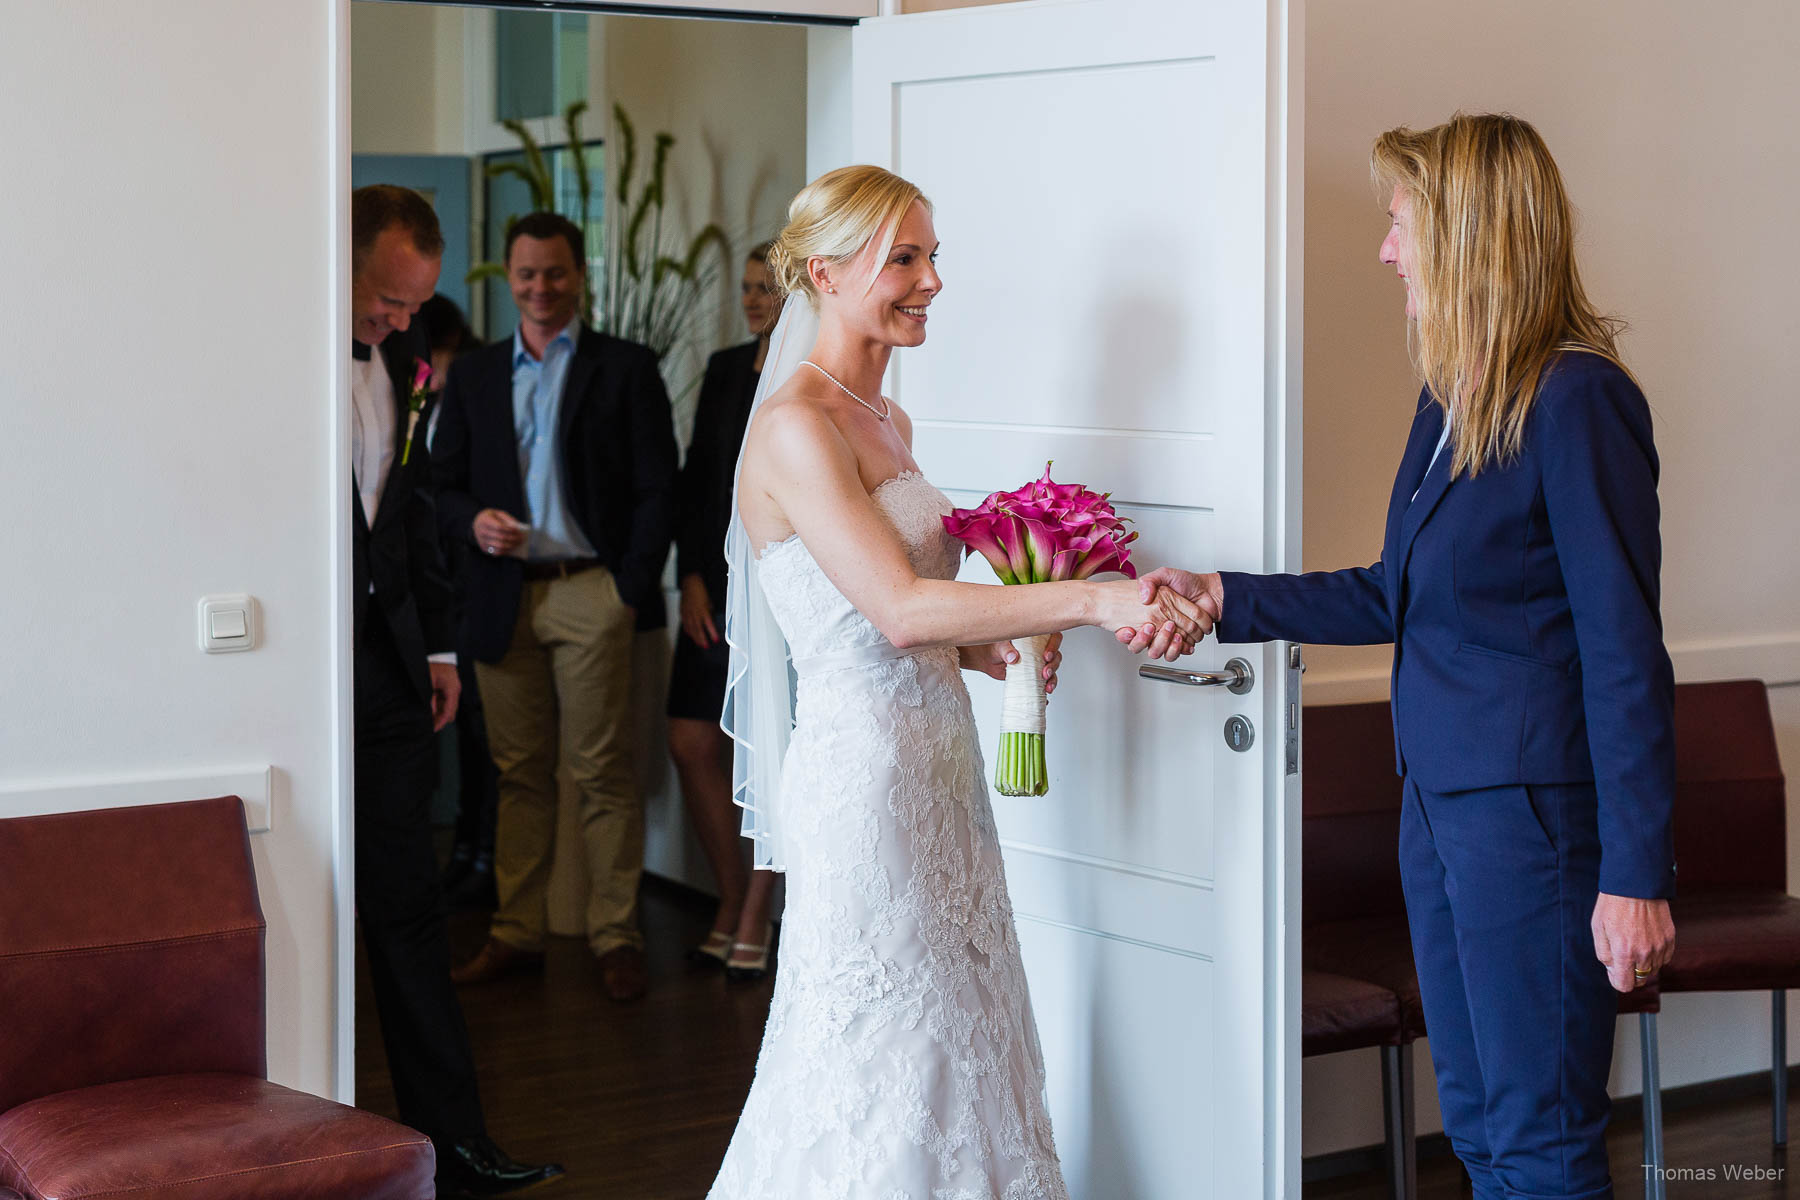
[[888, 398, 914, 447], [744, 384, 855, 480]]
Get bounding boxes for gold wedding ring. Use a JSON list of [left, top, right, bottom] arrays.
[[1632, 966, 1651, 979]]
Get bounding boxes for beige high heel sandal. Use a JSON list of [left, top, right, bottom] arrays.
[[688, 929, 733, 968], [725, 924, 774, 981]]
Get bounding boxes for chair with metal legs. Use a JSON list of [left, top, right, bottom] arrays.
[[1303, 969, 1417, 1200], [1304, 701, 1677, 1199], [1650, 680, 1796, 1153]]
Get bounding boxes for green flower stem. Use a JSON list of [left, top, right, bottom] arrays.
[[995, 731, 1048, 797]]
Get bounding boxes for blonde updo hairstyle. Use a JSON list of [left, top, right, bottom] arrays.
[[767, 165, 930, 308]]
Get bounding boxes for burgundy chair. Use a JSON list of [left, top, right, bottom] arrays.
[[0, 796, 434, 1199], [1303, 701, 1667, 1199], [1302, 701, 1420, 1200], [1654, 680, 1795, 1147]]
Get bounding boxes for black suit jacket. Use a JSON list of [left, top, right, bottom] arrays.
[[352, 325, 454, 702], [431, 326, 678, 662], [674, 340, 760, 604]]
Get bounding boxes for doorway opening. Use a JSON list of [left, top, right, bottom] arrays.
[[348, 3, 818, 1189]]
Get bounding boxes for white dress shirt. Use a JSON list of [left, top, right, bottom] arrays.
[[1413, 416, 1454, 503], [352, 344, 454, 667], [351, 351, 397, 525]]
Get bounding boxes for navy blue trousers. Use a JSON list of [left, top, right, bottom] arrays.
[[1399, 777, 1620, 1200]]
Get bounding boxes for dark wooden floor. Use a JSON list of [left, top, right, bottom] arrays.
[[356, 876, 774, 1198], [1309, 1093, 1794, 1200], [358, 880, 1794, 1199]]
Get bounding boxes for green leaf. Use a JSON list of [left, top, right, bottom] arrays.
[[465, 261, 508, 284], [612, 103, 636, 206], [564, 100, 592, 215], [486, 161, 550, 212], [623, 191, 653, 280], [682, 224, 730, 277], [649, 132, 674, 206], [501, 118, 553, 209]]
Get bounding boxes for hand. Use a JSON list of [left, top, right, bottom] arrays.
[[963, 633, 1064, 696], [679, 575, 720, 647], [1592, 893, 1675, 992], [428, 661, 461, 732], [472, 508, 527, 557], [1092, 579, 1211, 658], [1116, 567, 1225, 660]]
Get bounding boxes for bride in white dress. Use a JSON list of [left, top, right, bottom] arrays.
[[709, 166, 1207, 1200]]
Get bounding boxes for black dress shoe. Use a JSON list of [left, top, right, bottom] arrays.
[[436, 1134, 564, 1196]]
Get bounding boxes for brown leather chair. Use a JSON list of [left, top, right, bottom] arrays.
[[1302, 968, 1416, 1199], [0, 796, 434, 1199], [1654, 680, 1795, 1147], [1303, 701, 1421, 1200], [1303, 701, 1668, 1199]]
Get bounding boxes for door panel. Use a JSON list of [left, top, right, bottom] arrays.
[[1016, 917, 1216, 1198], [853, 2, 1298, 1194]]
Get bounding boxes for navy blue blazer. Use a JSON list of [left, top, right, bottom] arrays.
[[1218, 352, 1676, 898]]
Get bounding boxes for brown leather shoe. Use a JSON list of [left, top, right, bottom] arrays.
[[450, 938, 544, 985], [596, 944, 648, 1002]]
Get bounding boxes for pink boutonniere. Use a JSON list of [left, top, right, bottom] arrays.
[[401, 357, 432, 466]]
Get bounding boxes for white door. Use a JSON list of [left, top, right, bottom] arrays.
[[848, 2, 1302, 1195]]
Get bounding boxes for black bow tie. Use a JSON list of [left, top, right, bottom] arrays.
[[352, 341, 372, 362]]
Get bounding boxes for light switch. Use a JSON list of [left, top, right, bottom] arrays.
[[199, 594, 259, 653], [210, 609, 247, 640]]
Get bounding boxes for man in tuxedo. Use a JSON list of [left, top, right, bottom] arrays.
[[349, 185, 563, 1195], [433, 211, 677, 1002]]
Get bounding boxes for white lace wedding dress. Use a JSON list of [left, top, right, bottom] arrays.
[[708, 470, 1068, 1200]]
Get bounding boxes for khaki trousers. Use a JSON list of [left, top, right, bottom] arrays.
[[477, 566, 642, 955]]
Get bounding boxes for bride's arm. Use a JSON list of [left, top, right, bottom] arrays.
[[756, 403, 1202, 649]]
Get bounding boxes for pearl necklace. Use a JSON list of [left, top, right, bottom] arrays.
[[801, 360, 890, 421]]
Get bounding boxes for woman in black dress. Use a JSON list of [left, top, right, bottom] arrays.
[[669, 244, 780, 978]]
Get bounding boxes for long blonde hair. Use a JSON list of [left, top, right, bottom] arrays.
[[767, 165, 929, 306], [1372, 113, 1627, 477]]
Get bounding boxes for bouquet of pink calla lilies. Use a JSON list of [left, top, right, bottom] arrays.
[[943, 463, 1138, 796]]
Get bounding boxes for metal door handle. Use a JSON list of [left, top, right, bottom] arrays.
[[1139, 657, 1255, 695]]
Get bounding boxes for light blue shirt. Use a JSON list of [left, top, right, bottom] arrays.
[[512, 320, 595, 561]]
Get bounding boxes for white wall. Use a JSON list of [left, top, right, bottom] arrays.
[[599, 14, 809, 894], [351, 2, 466, 155], [0, 0, 346, 1099], [1298, 0, 1800, 1158], [601, 15, 810, 415]]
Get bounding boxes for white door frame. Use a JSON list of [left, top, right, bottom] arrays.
[[329, 0, 357, 1103]]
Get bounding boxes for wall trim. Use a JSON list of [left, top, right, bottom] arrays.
[[1300, 632, 1800, 707], [0, 767, 274, 833]]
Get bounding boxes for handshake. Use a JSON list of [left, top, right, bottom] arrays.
[[1114, 567, 1224, 662]]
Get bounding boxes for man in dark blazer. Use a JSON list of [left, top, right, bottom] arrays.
[[432, 211, 677, 1002], [349, 185, 562, 1195]]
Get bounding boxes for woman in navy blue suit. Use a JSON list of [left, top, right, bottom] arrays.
[[1133, 113, 1677, 1199]]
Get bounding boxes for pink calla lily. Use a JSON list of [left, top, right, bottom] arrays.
[[943, 463, 1139, 587], [944, 510, 1020, 585], [993, 515, 1033, 582], [939, 462, 1142, 801]]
